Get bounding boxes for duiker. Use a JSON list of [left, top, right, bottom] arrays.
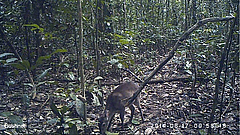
[[99, 81, 144, 134]]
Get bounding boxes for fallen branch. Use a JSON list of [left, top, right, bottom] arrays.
[[148, 77, 191, 84], [124, 16, 235, 107]]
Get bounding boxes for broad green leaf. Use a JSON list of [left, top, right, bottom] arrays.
[[8, 60, 30, 70], [69, 124, 78, 135], [33, 55, 51, 70], [0, 112, 12, 117], [8, 115, 23, 125], [0, 53, 14, 58], [6, 58, 18, 63], [76, 98, 84, 118], [9, 63, 26, 70], [21, 60, 30, 69]]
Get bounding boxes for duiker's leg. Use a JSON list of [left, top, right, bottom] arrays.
[[119, 108, 125, 129], [129, 105, 135, 123], [134, 98, 144, 122], [107, 112, 115, 131]]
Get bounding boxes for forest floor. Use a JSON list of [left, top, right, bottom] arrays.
[[0, 54, 238, 135], [87, 54, 239, 134]]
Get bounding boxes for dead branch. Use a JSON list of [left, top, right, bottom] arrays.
[[124, 16, 235, 107]]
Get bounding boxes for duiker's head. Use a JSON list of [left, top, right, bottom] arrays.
[[98, 111, 109, 134]]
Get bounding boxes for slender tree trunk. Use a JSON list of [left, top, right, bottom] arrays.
[[24, 0, 31, 66], [208, 16, 237, 134], [77, 0, 86, 123]]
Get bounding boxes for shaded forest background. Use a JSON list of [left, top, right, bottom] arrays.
[[0, 0, 239, 134]]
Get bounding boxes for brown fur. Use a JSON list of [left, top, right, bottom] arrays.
[[99, 82, 144, 134]]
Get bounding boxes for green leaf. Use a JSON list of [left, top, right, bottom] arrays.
[[94, 76, 103, 81], [52, 49, 68, 55], [23, 24, 44, 32], [119, 39, 130, 45], [75, 98, 84, 118], [8, 60, 30, 70], [176, 51, 182, 55], [63, 63, 69, 67], [199, 129, 207, 135], [107, 59, 118, 65], [23, 24, 40, 28], [60, 106, 69, 114], [21, 60, 30, 69], [50, 103, 62, 118], [37, 68, 52, 80], [6, 58, 18, 63], [39, 28, 44, 33], [37, 55, 51, 63], [47, 118, 58, 124], [92, 93, 100, 106], [114, 34, 124, 39], [36, 81, 46, 87], [69, 124, 78, 135], [0, 53, 14, 58], [68, 72, 75, 80], [131, 118, 140, 125], [0, 112, 12, 117], [105, 131, 119, 135], [0, 60, 4, 63], [8, 115, 23, 125], [190, 98, 202, 102], [185, 70, 192, 75], [9, 63, 26, 70], [32, 55, 51, 70], [117, 63, 123, 68], [23, 83, 33, 87], [70, 93, 77, 100]]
